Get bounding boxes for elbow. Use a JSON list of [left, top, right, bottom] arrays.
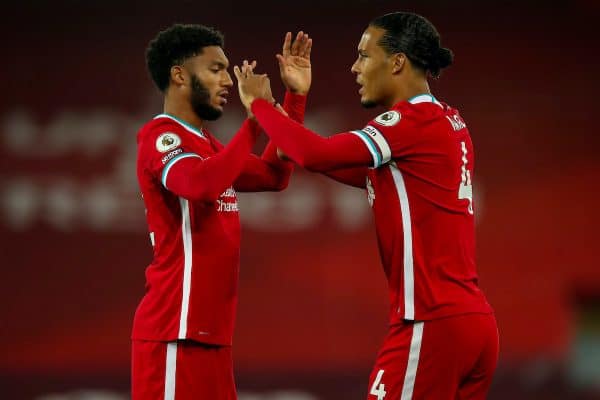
[[303, 159, 333, 173], [272, 177, 290, 191], [274, 166, 295, 191], [266, 165, 293, 191], [257, 175, 290, 192]]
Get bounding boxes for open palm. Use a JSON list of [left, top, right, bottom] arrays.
[[277, 31, 312, 95]]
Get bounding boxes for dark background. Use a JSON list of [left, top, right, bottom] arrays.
[[1, 0, 599, 399]]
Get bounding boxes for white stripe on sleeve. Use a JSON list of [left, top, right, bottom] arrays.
[[161, 153, 202, 189]]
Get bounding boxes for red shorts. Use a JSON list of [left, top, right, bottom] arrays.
[[132, 340, 236, 400], [367, 313, 498, 400]]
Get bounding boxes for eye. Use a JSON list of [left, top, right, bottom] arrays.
[[210, 64, 227, 73]]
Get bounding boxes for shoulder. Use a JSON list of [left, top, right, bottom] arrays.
[[398, 99, 446, 121], [138, 117, 187, 150], [364, 106, 420, 137], [392, 100, 463, 135], [137, 119, 188, 164], [138, 117, 184, 140]]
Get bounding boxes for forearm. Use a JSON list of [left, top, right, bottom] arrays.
[[234, 91, 307, 191], [257, 90, 306, 166], [166, 119, 260, 201], [233, 153, 292, 192], [251, 99, 372, 171], [282, 90, 306, 123]]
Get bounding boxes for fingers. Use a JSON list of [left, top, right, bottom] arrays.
[[282, 32, 292, 57], [286, 31, 311, 58], [233, 65, 243, 81], [303, 37, 312, 59], [276, 54, 286, 67], [290, 31, 303, 56], [241, 60, 251, 76], [296, 33, 310, 58], [240, 60, 258, 77]]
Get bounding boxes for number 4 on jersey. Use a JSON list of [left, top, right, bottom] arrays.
[[370, 369, 387, 399]]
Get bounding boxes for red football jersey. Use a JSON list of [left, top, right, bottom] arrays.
[[133, 114, 245, 345], [252, 94, 493, 325], [350, 94, 492, 323], [133, 93, 304, 346]]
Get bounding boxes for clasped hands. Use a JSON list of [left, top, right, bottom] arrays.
[[234, 31, 312, 117]]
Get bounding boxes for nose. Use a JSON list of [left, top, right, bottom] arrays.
[[351, 58, 360, 75], [223, 71, 234, 88]]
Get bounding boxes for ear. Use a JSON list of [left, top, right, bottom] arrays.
[[391, 53, 406, 74], [170, 65, 187, 87]]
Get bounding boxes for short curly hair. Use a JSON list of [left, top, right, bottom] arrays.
[[370, 12, 453, 78], [146, 24, 225, 92]]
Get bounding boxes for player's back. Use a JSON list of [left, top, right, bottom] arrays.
[[363, 95, 492, 324]]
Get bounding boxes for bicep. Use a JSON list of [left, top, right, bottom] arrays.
[[300, 132, 376, 171], [159, 153, 203, 191]]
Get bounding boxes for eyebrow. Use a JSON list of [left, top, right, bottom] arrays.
[[211, 61, 229, 69]]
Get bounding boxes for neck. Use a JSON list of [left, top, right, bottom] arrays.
[[384, 78, 431, 109], [163, 94, 204, 129]]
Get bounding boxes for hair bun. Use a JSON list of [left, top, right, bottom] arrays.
[[436, 47, 454, 69]]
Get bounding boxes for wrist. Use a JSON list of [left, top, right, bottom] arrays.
[[245, 96, 257, 108], [286, 90, 308, 98], [288, 88, 309, 96], [243, 117, 260, 137]]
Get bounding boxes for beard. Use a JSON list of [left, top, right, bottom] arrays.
[[361, 99, 378, 108], [190, 75, 223, 121]]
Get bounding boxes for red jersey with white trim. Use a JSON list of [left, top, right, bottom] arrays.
[[251, 93, 493, 326], [133, 93, 304, 346], [133, 114, 245, 345], [351, 94, 492, 323]]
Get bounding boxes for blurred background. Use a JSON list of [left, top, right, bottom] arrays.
[[2, 0, 599, 399]]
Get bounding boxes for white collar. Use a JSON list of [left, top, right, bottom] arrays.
[[154, 113, 206, 140], [407, 94, 443, 108]]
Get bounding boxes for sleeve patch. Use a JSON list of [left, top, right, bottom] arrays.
[[156, 132, 182, 153], [374, 111, 401, 126], [161, 148, 183, 164]]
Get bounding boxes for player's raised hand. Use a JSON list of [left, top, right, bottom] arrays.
[[277, 31, 312, 95], [233, 59, 275, 113]]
